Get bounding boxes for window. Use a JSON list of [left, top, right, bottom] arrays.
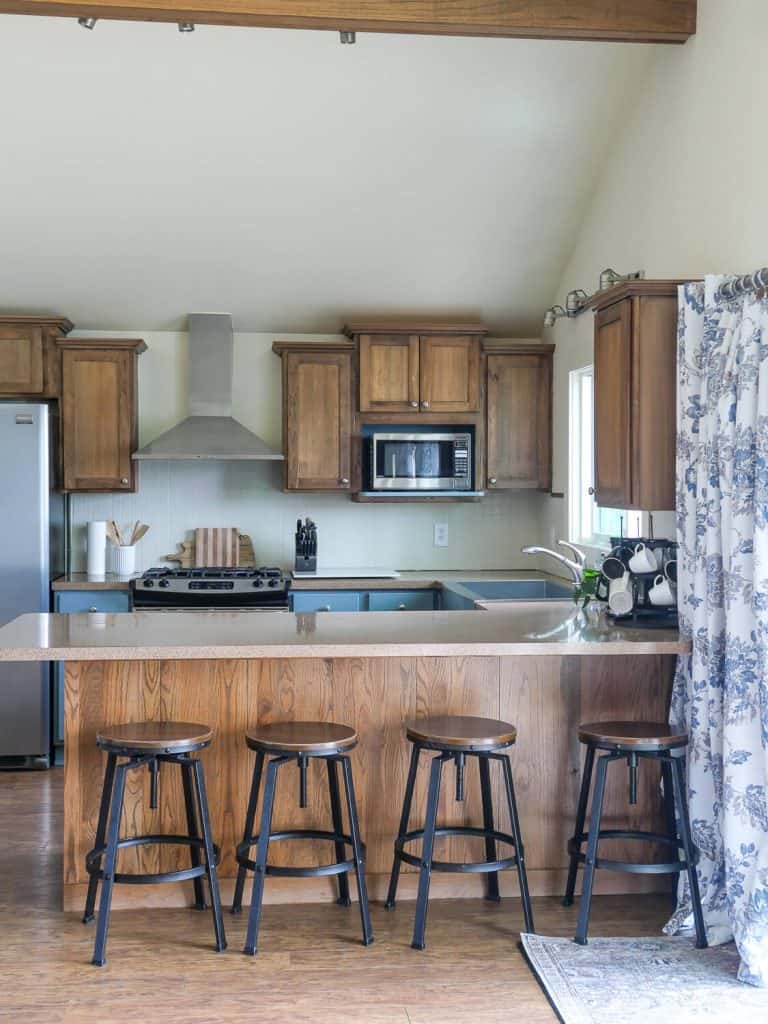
[[569, 365, 641, 548]]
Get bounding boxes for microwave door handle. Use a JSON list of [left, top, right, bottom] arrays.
[[391, 452, 397, 478]]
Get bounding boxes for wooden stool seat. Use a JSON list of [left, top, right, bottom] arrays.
[[577, 721, 688, 750], [96, 721, 213, 752], [245, 721, 357, 754], [406, 715, 517, 750]]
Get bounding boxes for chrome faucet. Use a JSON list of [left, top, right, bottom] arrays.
[[521, 540, 586, 584]]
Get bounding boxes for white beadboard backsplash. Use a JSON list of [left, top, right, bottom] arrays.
[[68, 329, 549, 573]]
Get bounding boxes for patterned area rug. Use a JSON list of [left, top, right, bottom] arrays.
[[520, 934, 768, 1023]]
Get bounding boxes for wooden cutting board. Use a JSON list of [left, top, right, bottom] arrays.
[[195, 528, 239, 567], [163, 534, 256, 568]]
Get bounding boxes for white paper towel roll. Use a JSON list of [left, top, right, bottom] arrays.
[[87, 521, 107, 577]]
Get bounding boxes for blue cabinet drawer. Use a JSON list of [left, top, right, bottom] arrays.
[[291, 591, 361, 613], [54, 590, 132, 614], [367, 590, 436, 612]]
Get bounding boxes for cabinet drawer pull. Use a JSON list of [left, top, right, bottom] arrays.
[[489, 477, 497, 485], [120, 477, 129, 485], [397, 603, 407, 610], [339, 478, 350, 485], [88, 606, 98, 613], [588, 486, 595, 496], [421, 401, 430, 409], [319, 605, 332, 612], [410, 401, 418, 408]]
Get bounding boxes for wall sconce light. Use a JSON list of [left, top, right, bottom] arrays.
[[565, 289, 589, 316], [77, 17, 97, 29], [178, 22, 195, 32], [543, 305, 567, 328], [340, 30, 357, 43]]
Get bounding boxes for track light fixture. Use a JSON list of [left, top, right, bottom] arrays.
[[340, 30, 356, 43], [543, 305, 567, 328], [599, 267, 641, 291], [77, 17, 97, 29], [544, 269, 645, 328], [565, 289, 589, 315], [178, 22, 195, 32]]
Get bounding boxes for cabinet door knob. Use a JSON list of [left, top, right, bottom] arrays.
[[489, 478, 497, 485], [410, 401, 418, 408], [320, 605, 331, 612], [588, 486, 595, 496], [120, 477, 129, 485], [397, 603, 406, 610], [88, 606, 98, 613], [421, 401, 430, 409], [339, 477, 350, 486]]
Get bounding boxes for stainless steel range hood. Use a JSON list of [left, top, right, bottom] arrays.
[[133, 313, 283, 462]]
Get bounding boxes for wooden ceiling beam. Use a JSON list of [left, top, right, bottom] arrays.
[[0, 2, 697, 43]]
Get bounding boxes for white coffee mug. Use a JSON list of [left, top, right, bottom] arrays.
[[608, 572, 634, 616], [629, 543, 657, 575], [649, 574, 676, 606]]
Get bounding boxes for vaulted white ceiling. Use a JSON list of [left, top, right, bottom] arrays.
[[0, 16, 652, 334]]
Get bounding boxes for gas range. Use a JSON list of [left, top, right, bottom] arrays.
[[131, 567, 290, 611]]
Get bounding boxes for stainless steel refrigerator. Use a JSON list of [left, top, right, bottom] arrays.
[[0, 402, 64, 767]]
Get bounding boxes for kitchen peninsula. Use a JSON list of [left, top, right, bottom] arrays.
[[0, 605, 685, 911]]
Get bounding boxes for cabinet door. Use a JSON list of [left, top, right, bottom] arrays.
[[359, 334, 419, 412], [61, 349, 136, 491], [594, 300, 633, 508], [486, 353, 551, 490], [291, 591, 361, 612], [367, 590, 436, 611], [0, 324, 43, 394], [419, 336, 480, 412], [284, 351, 352, 490]]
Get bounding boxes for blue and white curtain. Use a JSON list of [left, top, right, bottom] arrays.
[[666, 275, 768, 985]]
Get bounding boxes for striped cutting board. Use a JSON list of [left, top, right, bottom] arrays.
[[195, 528, 240, 567]]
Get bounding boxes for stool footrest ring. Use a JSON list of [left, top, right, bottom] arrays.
[[567, 828, 699, 875], [394, 826, 521, 874], [85, 834, 221, 886], [236, 829, 364, 879]]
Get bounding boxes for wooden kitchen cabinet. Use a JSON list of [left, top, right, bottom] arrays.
[[349, 322, 485, 414], [484, 341, 553, 491], [0, 316, 72, 397], [274, 342, 354, 491], [58, 338, 146, 492], [592, 281, 683, 511]]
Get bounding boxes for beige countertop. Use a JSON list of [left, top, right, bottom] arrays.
[[0, 604, 687, 661], [51, 572, 138, 591]]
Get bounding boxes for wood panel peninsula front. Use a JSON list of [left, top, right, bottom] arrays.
[[0, 606, 687, 910]]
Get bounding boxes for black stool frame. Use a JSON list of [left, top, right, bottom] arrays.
[[83, 741, 226, 966], [232, 748, 373, 956], [564, 742, 707, 948], [385, 739, 534, 950]]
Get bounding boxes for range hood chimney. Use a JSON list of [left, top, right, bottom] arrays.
[[133, 313, 283, 462]]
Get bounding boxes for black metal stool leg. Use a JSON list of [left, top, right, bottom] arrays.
[[340, 756, 374, 946], [327, 758, 351, 907], [671, 754, 707, 949], [574, 753, 610, 946], [564, 743, 595, 907], [192, 758, 226, 953], [411, 752, 447, 951], [181, 759, 207, 910], [232, 751, 264, 915], [83, 752, 116, 925], [501, 754, 534, 933], [385, 742, 420, 910], [243, 756, 281, 956], [661, 757, 678, 843], [91, 761, 128, 966], [479, 755, 500, 903]]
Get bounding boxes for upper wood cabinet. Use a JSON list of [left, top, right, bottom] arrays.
[[592, 281, 683, 511], [0, 316, 72, 397], [274, 342, 354, 491], [484, 342, 553, 491], [348, 322, 485, 414], [58, 338, 146, 492]]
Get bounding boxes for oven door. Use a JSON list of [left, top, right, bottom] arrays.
[[371, 433, 466, 490]]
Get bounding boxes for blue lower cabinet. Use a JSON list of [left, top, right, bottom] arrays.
[[291, 591, 362, 613], [53, 590, 132, 756], [367, 590, 437, 612]]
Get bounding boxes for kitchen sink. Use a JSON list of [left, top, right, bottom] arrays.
[[448, 579, 575, 603]]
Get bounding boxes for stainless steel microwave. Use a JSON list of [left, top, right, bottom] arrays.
[[367, 431, 473, 491]]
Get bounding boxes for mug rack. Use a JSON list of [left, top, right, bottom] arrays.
[[604, 535, 678, 628]]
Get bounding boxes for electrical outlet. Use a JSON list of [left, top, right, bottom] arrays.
[[434, 523, 449, 547]]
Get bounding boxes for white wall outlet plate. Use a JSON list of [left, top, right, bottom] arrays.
[[434, 523, 449, 547]]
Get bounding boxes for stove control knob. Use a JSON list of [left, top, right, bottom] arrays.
[[144, 580, 154, 588], [252, 579, 263, 588], [159, 579, 170, 588], [268, 579, 280, 588]]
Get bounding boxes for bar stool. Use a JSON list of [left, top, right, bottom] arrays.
[[564, 720, 707, 948], [232, 721, 373, 955], [83, 721, 226, 967], [385, 715, 534, 950]]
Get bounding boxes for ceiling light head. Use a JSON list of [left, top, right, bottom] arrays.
[[178, 22, 195, 32], [565, 289, 589, 316], [77, 16, 97, 29], [339, 30, 356, 43], [598, 267, 644, 291], [543, 305, 567, 328]]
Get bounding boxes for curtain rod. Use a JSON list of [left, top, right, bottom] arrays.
[[715, 267, 768, 301]]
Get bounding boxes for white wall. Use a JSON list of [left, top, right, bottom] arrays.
[[542, 0, 768, 549], [69, 330, 547, 572]]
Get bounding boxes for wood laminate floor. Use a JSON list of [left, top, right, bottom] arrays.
[[0, 769, 672, 1023]]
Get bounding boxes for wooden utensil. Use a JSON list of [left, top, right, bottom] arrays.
[[106, 521, 121, 547], [131, 524, 150, 544]]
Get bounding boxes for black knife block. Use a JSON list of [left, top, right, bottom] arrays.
[[295, 554, 317, 573]]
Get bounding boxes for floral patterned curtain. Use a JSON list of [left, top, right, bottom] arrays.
[[666, 276, 768, 986]]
